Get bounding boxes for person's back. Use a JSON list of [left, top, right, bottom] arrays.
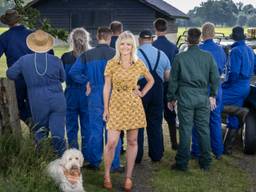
[[199, 40, 226, 74], [174, 47, 217, 91], [15, 53, 64, 95], [0, 25, 32, 67], [69, 27, 122, 172], [6, 30, 66, 156], [82, 45, 115, 89], [222, 26, 255, 155], [167, 28, 219, 171], [153, 37, 177, 63]]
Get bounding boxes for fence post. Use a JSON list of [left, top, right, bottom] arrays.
[[0, 78, 21, 136]]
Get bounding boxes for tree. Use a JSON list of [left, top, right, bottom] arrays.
[[247, 15, 256, 27], [237, 14, 247, 26], [6, 0, 68, 41]]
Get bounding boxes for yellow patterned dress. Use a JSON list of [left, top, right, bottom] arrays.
[[104, 58, 148, 131]]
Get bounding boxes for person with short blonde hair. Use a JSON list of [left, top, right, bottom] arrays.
[[61, 27, 91, 158], [103, 31, 154, 191], [201, 22, 215, 39], [191, 22, 226, 160]]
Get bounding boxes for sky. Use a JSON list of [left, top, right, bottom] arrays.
[[164, 0, 256, 14]]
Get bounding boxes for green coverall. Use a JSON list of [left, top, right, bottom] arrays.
[[167, 45, 219, 170]]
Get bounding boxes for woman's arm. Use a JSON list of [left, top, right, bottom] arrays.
[[139, 72, 154, 97], [103, 76, 112, 121]]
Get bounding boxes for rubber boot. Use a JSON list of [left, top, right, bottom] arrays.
[[168, 123, 178, 150], [223, 128, 239, 155]]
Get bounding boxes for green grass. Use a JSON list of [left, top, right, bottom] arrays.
[[151, 151, 249, 192]]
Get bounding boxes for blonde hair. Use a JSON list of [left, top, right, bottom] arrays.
[[69, 27, 92, 57], [113, 31, 138, 63], [202, 22, 215, 38]]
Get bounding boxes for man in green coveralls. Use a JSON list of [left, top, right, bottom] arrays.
[[167, 28, 220, 171]]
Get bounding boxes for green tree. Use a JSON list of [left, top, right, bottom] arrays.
[[6, 0, 68, 41], [237, 14, 248, 26], [247, 15, 256, 27]]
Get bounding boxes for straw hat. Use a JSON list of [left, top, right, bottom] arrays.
[[26, 30, 54, 53], [0, 9, 21, 26]]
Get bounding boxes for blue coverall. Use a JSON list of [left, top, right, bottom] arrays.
[[7, 53, 66, 156], [222, 40, 255, 129], [191, 39, 226, 158], [0, 25, 33, 122], [61, 52, 89, 160], [69, 44, 122, 170]]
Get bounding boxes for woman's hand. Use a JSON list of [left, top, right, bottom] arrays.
[[134, 88, 144, 97], [85, 82, 91, 96], [103, 109, 109, 122]]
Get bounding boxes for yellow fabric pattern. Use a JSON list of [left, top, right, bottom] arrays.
[[104, 58, 148, 131]]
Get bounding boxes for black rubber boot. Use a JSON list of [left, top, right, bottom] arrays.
[[223, 128, 239, 155], [168, 123, 178, 150]]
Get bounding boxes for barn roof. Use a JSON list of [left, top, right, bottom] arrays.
[[27, 0, 189, 19]]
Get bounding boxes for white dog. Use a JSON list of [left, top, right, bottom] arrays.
[[47, 148, 85, 192]]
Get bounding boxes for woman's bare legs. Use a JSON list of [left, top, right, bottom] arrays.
[[125, 129, 138, 178], [104, 130, 121, 179]]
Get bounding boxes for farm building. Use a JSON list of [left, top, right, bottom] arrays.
[[28, 0, 188, 42]]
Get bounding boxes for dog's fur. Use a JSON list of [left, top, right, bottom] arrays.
[[47, 148, 85, 192]]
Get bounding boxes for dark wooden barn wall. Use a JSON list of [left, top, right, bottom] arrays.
[[33, 0, 177, 36]]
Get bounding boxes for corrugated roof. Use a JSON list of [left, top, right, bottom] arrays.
[[27, 0, 189, 19]]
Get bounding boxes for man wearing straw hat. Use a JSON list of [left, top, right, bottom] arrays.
[[0, 9, 33, 127], [7, 30, 66, 156]]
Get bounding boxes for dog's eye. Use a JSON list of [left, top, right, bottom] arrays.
[[75, 157, 79, 160], [69, 157, 72, 161]]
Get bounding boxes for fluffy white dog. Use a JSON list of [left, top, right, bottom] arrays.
[[47, 148, 85, 192]]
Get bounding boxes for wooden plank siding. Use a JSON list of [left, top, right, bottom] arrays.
[[33, 0, 177, 36]]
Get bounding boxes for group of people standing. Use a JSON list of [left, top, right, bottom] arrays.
[[1, 8, 255, 191]]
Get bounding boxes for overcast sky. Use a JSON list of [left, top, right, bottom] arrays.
[[165, 0, 256, 14]]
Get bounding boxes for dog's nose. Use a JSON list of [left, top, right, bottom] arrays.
[[71, 165, 79, 170]]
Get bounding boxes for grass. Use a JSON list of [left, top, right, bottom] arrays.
[[0, 26, 254, 192], [151, 150, 249, 192]]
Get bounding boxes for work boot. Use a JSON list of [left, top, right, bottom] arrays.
[[223, 105, 249, 123], [223, 128, 239, 155]]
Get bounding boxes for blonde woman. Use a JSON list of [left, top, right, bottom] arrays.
[[61, 27, 91, 159], [103, 31, 154, 191]]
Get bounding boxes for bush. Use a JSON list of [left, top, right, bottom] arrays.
[[0, 134, 59, 192]]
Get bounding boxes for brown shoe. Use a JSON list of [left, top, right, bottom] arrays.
[[103, 176, 112, 190], [123, 177, 133, 192]]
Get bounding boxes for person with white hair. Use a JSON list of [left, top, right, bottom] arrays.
[[7, 30, 66, 156], [61, 28, 91, 160], [191, 22, 226, 160]]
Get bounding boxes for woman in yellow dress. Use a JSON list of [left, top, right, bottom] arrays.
[[103, 31, 154, 191]]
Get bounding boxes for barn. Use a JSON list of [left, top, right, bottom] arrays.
[[28, 0, 188, 41]]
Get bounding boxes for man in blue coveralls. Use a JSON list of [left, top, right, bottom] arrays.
[[69, 27, 123, 172], [152, 18, 179, 150], [191, 22, 226, 159], [136, 30, 171, 163], [0, 9, 32, 126], [222, 26, 255, 155]]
